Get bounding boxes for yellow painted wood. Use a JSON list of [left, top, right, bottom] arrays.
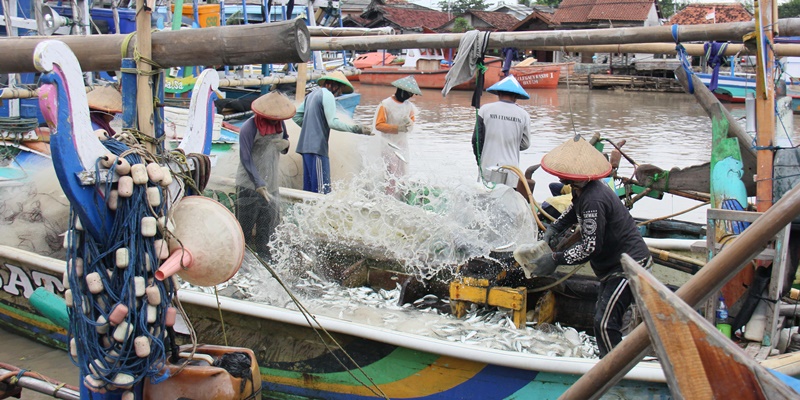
[[449, 280, 527, 328]]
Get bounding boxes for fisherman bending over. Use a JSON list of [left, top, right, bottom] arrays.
[[236, 91, 294, 259], [515, 135, 652, 358]]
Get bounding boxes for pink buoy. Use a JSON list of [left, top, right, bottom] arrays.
[[157, 196, 244, 286], [109, 303, 129, 326], [165, 307, 177, 327]]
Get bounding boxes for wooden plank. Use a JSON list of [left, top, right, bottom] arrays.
[[449, 282, 525, 311], [622, 254, 798, 399], [761, 352, 800, 376]]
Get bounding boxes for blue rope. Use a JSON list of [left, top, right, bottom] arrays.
[[672, 24, 694, 94], [67, 138, 176, 392]]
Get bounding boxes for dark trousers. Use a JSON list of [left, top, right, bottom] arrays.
[[594, 257, 651, 357], [235, 186, 280, 258]]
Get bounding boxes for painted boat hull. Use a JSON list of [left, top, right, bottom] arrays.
[[359, 59, 504, 91], [696, 73, 756, 103], [0, 244, 671, 399], [510, 65, 561, 89]]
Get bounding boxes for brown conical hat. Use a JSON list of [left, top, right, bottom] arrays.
[[86, 85, 122, 114], [541, 134, 612, 180], [251, 91, 296, 120]]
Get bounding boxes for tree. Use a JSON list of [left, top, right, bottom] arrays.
[[779, 0, 800, 18], [532, 0, 561, 7], [438, 0, 489, 15], [452, 17, 473, 33]]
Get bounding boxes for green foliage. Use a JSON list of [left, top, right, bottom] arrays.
[[452, 17, 473, 33], [438, 0, 489, 15], [532, 0, 561, 7], [779, 0, 800, 18]]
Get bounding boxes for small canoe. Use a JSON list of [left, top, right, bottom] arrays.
[[622, 254, 800, 399]]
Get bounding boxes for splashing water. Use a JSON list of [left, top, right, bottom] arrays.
[[270, 171, 538, 281], [186, 173, 596, 358]]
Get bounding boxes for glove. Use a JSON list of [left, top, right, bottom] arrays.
[[514, 242, 554, 279], [355, 125, 374, 136], [529, 253, 559, 278], [275, 139, 290, 152], [398, 119, 413, 133], [255, 186, 274, 203], [542, 226, 559, 250]]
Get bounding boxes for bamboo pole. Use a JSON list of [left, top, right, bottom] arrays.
[[559, 183, 800, 400], [309, 18, 800, 52], [307, 26, 394, 37], [135, 0, 154, 150], [295, 62, 308, 103], [0, 19, 310, 74], [533, 43, 800, 57]]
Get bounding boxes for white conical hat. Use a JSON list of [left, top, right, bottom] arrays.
[[486, 75, 529, 100]]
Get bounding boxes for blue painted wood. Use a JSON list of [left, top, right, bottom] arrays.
[[155, 71, 165, 154], [121, 59, 138, 130], [40, 72, 112, 241]]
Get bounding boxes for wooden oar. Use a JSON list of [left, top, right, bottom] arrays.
[[621, 254, 799, 399], [559, 182, 800, 400]]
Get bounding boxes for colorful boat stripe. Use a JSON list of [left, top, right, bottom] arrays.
[[0, 301, 67, 348]]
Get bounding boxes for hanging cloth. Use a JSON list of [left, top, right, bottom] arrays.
[[501, 47, 518, 77], [442, 30, 490, 100], [704, 41, 729, 92]]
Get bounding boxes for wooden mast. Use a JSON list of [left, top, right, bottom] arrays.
[[755, 0, 776, 212]]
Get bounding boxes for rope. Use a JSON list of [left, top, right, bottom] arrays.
[[250, 248, 390, 399], [529, 264, 584, 293], [214, 286, 229, 346], [672, 24, 694, 94], [501, 165, 548, 230], [636, 201, 710, 227], [67, 136, 177, 391]]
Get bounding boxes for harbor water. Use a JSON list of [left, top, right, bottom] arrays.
[[346, 82, 800, 224]]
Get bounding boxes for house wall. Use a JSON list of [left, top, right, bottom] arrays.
[[643, 5, 660, 27]]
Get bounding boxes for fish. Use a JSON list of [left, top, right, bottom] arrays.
[[394, 151, 407, 163], [386, 141, 401, 150]]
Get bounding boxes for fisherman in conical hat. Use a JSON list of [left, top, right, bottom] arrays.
[[473, 75, 530, 188], [514, 134, 652, 358], [87, 85, 122, 136], [293, 70, 374, 194], [235, 91, 295, 259], [372, 75, 421, 194]]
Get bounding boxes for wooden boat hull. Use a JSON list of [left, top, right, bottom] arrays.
[[510, 65, 561, 89], [359, 59, 504, 91], [0, 244, 671, 398], [696, 73, 756, 103]]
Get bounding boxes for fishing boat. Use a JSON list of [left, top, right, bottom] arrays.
[[509, 60, 562, 89], [695, 72, 756, 103], [350, 51, 397, 81], [359, 49, 504, 90]]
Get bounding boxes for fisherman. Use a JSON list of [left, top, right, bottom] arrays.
[[372, 75, 421, 194], [293, 71, 373, 194], [235, 91, 295, 259], [472, 75, 530, 188], [87, 85, 122, 136], [514, 135, 652, 358]]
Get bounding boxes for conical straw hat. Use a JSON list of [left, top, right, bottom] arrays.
[[487, 75, 529, 100], [317, 71, 354, 94], [391, 76, 422, 96], [251, 91, 296, 120], [541, 134, 612, 180], [86, 86, 122, 114]]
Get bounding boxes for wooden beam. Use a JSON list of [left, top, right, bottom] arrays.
[[309, 18, 800, 52], [0, 19, 310, 74], [559, 182, 800, 400], [533, 43, 800, 57], [756, 2, 776, 212]]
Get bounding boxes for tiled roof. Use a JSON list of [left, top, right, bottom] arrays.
[[587, 0, 653, 21], [510, 10, 556, 31], [467, 10, 522, 31], [373, 6, 451, 30], [341, 0, 373, 10], [669, 3, 753, 25], [553, 0, 654, 24]]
